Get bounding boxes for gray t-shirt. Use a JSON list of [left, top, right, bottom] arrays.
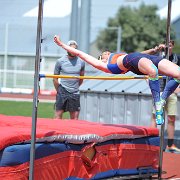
[[54, 55, 85, 93]]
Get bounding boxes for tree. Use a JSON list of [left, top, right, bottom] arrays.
[[96, 4, 175, 53], [173, 42, 180, 55]]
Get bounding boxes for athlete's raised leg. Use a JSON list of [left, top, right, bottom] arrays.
[[138, 58, 163, 125]]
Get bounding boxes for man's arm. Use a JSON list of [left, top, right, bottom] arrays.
[[79, 70, 85, 86], [174, 85, 180, 94], [54, 35, 111, 73], [79, 61, 85, 86], [53, 60, 61, 92], [53, 78, 59, 92]]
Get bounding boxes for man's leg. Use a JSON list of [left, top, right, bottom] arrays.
[[54, 110, 64, 119], [166, 115, 180, 152], [54, 86, 66, 119], [68, 93, 80, 120], [151, 113, 157, 128], [167, 115, 175, 142], [165, 93, 180, 152], [70, 111, 80, 120]]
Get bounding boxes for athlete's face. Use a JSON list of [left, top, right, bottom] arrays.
[[101, 51, 111, 63], [168, 41, 174, 55]]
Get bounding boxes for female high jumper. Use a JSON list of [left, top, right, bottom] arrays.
[[54, 35, 180, 125]]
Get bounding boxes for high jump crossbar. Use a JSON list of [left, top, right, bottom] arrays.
[[40, 74, 165, 80]]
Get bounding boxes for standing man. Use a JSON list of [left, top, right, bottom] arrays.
[[151, 40, 180, 152], [53, 40, 85, 119]]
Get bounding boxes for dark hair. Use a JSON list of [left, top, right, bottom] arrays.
[[102, 48, 110, 52], [98, 49, 111, 60], [98, 55, 102, 60], [162, 40, 175, 45]]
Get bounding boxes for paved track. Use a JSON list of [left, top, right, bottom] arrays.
[[0, 93, 55, 103]]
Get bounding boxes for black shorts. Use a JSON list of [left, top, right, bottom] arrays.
[[55, 85, 80, 112], [123, 52, 164, 75]]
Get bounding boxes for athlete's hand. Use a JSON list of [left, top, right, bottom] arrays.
[[158, 44, 166, 51], [54, 35, 63, 46], [154, 44, 166, 53]]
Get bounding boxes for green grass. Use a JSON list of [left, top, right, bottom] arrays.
[[0, 100, 70, 119]]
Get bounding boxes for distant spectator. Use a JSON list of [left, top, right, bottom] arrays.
[[150, 40, 180, 153]]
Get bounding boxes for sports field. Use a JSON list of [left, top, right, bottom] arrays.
[[0, 100, 70, 119]]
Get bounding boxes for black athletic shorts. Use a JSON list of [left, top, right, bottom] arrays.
[[55, 85, 80, 112], [123, 52, 164, 75]]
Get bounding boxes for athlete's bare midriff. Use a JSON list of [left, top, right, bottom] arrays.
[[116, 54, 128, 73]]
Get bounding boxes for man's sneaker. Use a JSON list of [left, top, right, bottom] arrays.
[[155, 109, 164, 125], [166, 144, 180, 153]]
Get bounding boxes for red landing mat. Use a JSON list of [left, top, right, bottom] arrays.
[[0, 114, 159, 150], [0, 114, 160, 179]]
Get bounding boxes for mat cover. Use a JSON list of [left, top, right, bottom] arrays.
[[0, 114, 159, 179]]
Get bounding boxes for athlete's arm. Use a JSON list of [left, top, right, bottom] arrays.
[[141, 48, 157, 55], [141, 44, 166, 55], [54, 35, 111, 73]]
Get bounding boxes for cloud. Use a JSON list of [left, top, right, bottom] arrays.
[[24, 0, 72, 18]]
